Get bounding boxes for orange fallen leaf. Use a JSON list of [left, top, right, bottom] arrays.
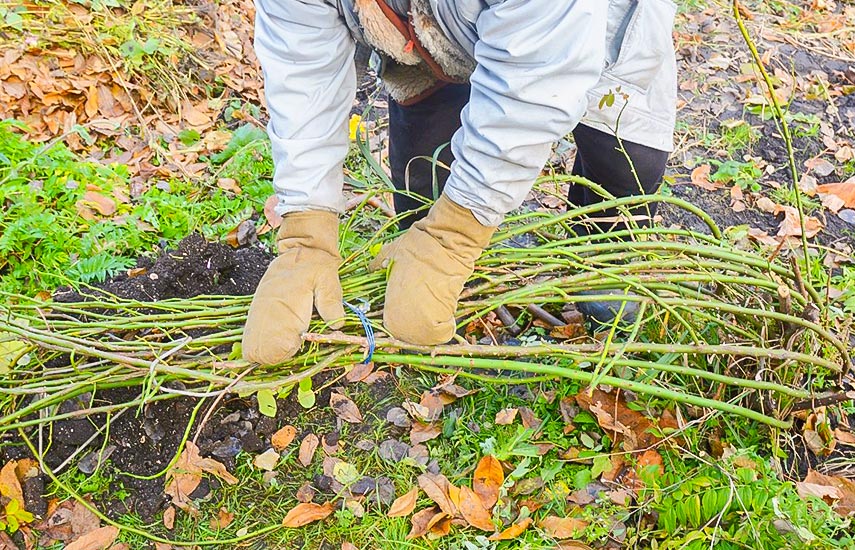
[[298, 434, 319, 467], [271, 425, 297, 451], [417, 473, 457, 516], [459, 486, 494, 531], [539, 516, 589, 539], [210, 508, 234, 530], [216, 177, 242, 195], [406, 507, 447, 540], [163, 506, 175, 530], [576, 388, 675, 451], [816, 182, 855, 209], [165, 441, 237, 512], [388, 487, 419, 518], [282, 502, 334, 528], [79, 191, 117, 216], [0, 460, 24, 505], [689, 164, 722, 191], [473, 455, 503, 509], [263, 195, 282, 230], [489, 517, 533, 541], [429, 515, 453, 538], [495, 408, 518, 425], [65, 526, 119, 550]]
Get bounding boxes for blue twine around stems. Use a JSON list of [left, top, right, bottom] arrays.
[[343, 301, 375, 364]]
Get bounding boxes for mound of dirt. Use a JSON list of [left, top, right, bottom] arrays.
[[54, 233, 271, 303]]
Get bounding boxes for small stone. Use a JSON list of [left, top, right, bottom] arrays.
[[838, 209, 855, 225], [210, 437, 242, 458], [220, 411, 241, 424], [78, 445, 116, 474]]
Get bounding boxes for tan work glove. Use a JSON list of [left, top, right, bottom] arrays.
[[242, 210, 345, 365], [370, 195, 496, 344]]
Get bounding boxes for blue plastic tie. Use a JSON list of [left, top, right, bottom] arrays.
[[343, 301, 375, 364]]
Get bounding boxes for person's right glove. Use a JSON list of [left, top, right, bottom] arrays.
[[242, 210, 345, 365], [370, 195, 496, 344]]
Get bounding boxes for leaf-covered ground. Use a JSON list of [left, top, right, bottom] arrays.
[[1, 0, 855, 549]]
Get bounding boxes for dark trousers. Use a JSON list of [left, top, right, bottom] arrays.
[[388, 84, 669, 233]]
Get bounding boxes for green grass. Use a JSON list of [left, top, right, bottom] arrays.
[[0, 120, 274, 295]]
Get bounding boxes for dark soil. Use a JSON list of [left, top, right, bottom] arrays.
[[53, 232, 271, 303]]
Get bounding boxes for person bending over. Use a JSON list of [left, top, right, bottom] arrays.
[[242, 0, 679, 365]]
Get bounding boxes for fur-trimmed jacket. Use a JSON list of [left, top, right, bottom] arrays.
[[255, 0, 678, 225]]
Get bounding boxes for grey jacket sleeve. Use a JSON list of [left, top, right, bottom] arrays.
[[442, 0, 608, 226], [254, 0, 355, 216]]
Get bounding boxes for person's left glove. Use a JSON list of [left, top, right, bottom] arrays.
[[242, 210, 345, 365], [370, 195, 496, 345]]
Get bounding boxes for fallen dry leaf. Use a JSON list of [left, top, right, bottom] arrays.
[[556, 542, 594, 550], [775, 204, 823, 238], [418, 391, 445, 421], [165, 441, 238, 511], [65, 526, 119, 550], [430, 515, 453, 538], [576, 388, 675, 451], [798, 470, 855, 517], [345, 361, 375, 383], [817, 181, 855, 209], [835, 428, 855, 445], [495, 408, 518, 425], [225, 219, 257, 248], [689, 164, 722, 191], [163, 506, 175, 530], [282, 502, 334, 528], [539, 516, 589, 539], [488, 517, 533, 541], [417, 473, 457, 517], [473, 455, 503, 510], [296, 482, 316, 503], [0, 460, 24, 505], [210, 508, 235, 530], [805, 157, 836, 177], [410, 422, 441, 445], [216, 177, 242, 194], [518, 407, 542, 431], [298, 434, 320, 467], [341, 543, 358, 550], [263, 195, 282, 230], [459, 486, 494, 531], [79, 191, 117, 217], [330, 392, 363, 424], [35, 499, 101, 546], [271, 425, 297, 451], [406, 507, 447, 540], [253, 449, 280, 471], [388, 487, 419, 518]]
